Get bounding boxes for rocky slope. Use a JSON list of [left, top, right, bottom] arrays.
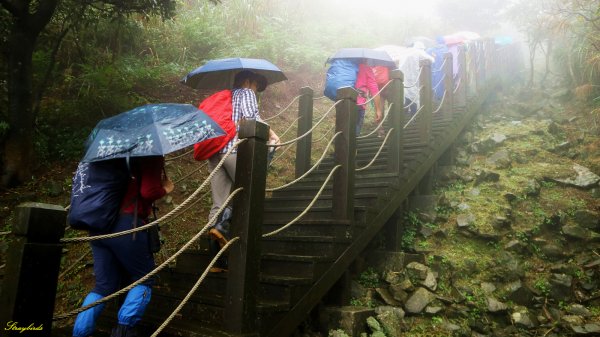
[[332, 85, 600, 337]]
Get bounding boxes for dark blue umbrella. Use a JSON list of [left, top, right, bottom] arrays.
[[181, 58, 287, 90], [327, 48, 396, 68], [82, 103, 225, 162]]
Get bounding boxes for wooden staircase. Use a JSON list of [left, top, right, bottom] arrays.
[[0, 40, 524, 337], [94, 81, 494, 337]]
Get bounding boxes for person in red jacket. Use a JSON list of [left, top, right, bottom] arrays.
[[73, 156, 174, 337], [206, 70, 279, 272]]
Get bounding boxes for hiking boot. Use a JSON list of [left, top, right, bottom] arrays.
[[209, 266, 228, 273], [209, 227, 228, 248], [110, 324, 137, 337]]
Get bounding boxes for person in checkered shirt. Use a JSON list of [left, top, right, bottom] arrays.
[[206, 71, 279, 271]]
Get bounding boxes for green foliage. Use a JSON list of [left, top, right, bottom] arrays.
[[0, 121, 8, 139], [328, 329, 350, 337], [534, 277, 550, 296], [401, 211, 422, 250], [349, 297, 376, 308], [358, 268, 380, 288]]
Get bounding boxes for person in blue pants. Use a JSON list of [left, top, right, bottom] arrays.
[[73, 156, 174, 337]]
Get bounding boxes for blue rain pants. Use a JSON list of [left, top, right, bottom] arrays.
[[73, 214, 155, 337]]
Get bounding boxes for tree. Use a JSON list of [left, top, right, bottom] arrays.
[[0, 0, 178, 187]]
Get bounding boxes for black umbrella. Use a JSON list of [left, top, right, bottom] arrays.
[[327, 48, 396, 68], [181, 57, 287, 90]]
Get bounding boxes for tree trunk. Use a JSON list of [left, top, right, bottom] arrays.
[[2, 24, 36, 186], [1, 0, 57, 186]]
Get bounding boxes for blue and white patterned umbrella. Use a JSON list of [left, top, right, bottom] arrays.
[[82, 103, 225, 162]]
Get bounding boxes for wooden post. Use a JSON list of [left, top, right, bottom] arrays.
[[225, 119, 269, 336], [295, 87, 314, 178], [384, 206, 404, 251], [332, 87, 357, 221], [0, 202, 66, 337], [442, 52, 454, 119], [485, 38, 496, 79], [457, 44, 468, 109], [418, 59, 432, 145], [388, 69, 404, 175], [476, 41, 485, 92], [417, 165, 435, 195]]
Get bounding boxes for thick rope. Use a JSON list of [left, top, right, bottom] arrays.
[[61, 140, 245, 243], [58, 249, 91, 280], [174, 162, 208, 185], [264, 94, 301, 121], [266, 132, 341, 192], [313, 125, 335, 144], [432, 90, 448, 114], [357, 103, 393, 139], [356, 128, 394, 172], [269, 141, 295, 165], [278, 116, 302, 139], [268, 100, 342, 147], [403, 105, 425, 129], [262, 165, 341, 237], [53, 188, 242, 321], [150, 236, 240, 337], [313, 95, 327, 100], [431, 57, 448, 73], [404, 67, 424, 88], [0, 231, 11, 236], [361, 80, 392, 105], [165, 149, 194, 162], [453, 78, 462, 94], [432, 73, 446, 91]]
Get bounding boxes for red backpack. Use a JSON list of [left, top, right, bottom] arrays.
[[193, 90, 237, 161], [371, 66, 390, 88]]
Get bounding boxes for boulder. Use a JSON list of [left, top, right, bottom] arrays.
[[375, 308, 405, 337], [405, 287, 435, 314], [504, 280, 536, 306], [550, 164, 600, 189], [573, 210, 599, 230], [511, 306, 538, 329], [486, 149, 512, 169], [486, 297, 508, 313]]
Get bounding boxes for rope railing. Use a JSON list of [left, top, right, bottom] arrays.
[[150, 236, 240, 337], [173, 162, 208, 185], [432, 73, 446, 91], [403, 105, 425, 129], [264, 94, 301, 122], [60, 139, 246, 243], [312, 124, 335, 144], [269, 142, 295, 166], [313, 95, 327, 100], [357, 103, 393, 139], [453, 77, 462, 94], [58, 249, 91, 280], [267, 100, 342, 148], [165, 149, 194, 162], [0, 231, 11, 236], [432, 90, 447, 114], [356, 128, 394, 172], [278, 116, 302, 139], [431, 57, 448, 73], [361, 79, 393, 106], [266, 132, 341, 192], [404, 67, 424, 88], [53, 187, 242, 321], [262, 165, 341, 238]]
